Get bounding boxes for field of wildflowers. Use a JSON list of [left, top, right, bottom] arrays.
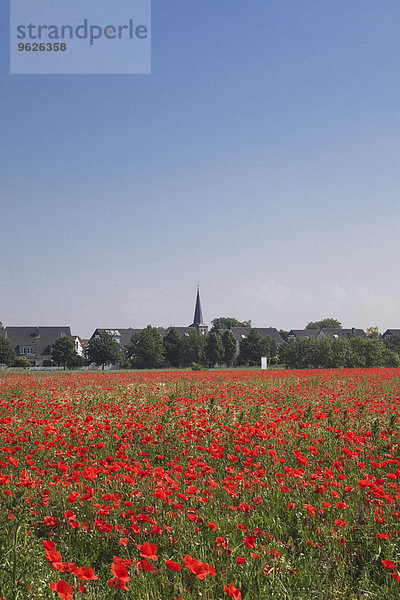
[[0, 368, 399, 599]]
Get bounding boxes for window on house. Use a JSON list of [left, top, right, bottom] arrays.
[[20, 346, 34, 355]]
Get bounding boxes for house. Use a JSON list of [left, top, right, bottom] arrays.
[[3, 326, 72, 366], [287, 329, 320, 341], [382, 329, 400, 339], [226, 327, 285, 356], [287, 328, 366, 341], [90, 328, 146, 347], [72, 336, 85, 357], [319, 328, 366, 339]]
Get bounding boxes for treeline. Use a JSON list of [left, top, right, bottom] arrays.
[[280, 336, 400, 369], [2, 325, 400, 371], [86, 327, 278, 370]]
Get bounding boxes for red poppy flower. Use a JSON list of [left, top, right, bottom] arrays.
[[60, 562, 77, 574], [108, 576, 129, 590], [111, 563, 129, 580], [305, 504, 316, 516], [43, 540, 55, 551], [225, 583, 242, 599], [334, 519, 347, 527], [74, 566, 98, 580], [49, 579, 73, 600], [119, 537, 129, 546], [165, 560, 182, 571], [137, 542, 158, 561], [243, 535, 256, 549], [183, 555, 216, 580], [137, 559, 154, 572], [382, 560, 397, 570]]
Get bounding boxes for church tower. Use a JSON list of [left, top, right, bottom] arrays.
[[189, 286, 208, 335]]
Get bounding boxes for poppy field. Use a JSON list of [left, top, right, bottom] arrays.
[[0, 368, 400, 600]]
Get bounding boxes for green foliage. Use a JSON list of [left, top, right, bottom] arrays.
[[181, 330, 206, 367], [222, 330, 237, 366], [51, 336, 77, 370], [280, 336, 399, 369], [238, 330, 277, 366], [126, 325, 164, 369], [210, 317, 251, 332], [0, 337, 17, 366], [163, 327, 184, 368], [366, 326, 381, 338], [191, 362, 207, 371], [384, 334, 400, 356], [13, 356, 30, 369], [306, 318, 342, 330], [86, 332, 123, 369], [280, 337, 318, 369], [204, 332, 225, 367]]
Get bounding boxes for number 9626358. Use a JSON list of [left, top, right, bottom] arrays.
[[18, 42, 67, 51]]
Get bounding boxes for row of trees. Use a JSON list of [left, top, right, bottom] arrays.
[[2, 316, 400, 370], [280, 336, 400, 369], [83, 327, 278, 370]]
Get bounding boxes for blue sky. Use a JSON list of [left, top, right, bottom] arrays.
[[1, 0, 399, 337]]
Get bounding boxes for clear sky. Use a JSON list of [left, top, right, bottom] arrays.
[[1, 1, 399, 337]]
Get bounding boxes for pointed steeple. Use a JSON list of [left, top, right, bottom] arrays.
[[189, 286, 207, 332]]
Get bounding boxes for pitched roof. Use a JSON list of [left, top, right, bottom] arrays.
[[288, 329, 320, 338], [4, 326, 72, 357], [92, 328, 169, 346], [229, 327, 285, 345], [321, 328, 366, 338], [382, 329, 400, 337], [169, 326, 196, 337]]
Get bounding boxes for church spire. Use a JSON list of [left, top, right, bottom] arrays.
[[189, 286, 207, 333]]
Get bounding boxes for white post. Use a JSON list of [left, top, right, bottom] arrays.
[[261, 356, 267, 370]]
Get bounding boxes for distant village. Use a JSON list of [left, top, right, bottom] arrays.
[[1, 288, 399, 369]]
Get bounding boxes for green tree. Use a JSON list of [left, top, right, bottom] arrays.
[[51, 336, 77, 370], [0, 322, 4, 329], [86, 332, 123, 370], [211, 317, 251, 332], [381, 347, 400, 367], [126, 325, 164, 369], [384, 334, 400, 356], [163, 327, 184, 368], [345, 337, 368, 368], [181, 330, 206, 367], [0, 337, 17, 366], [366, 326, 381, 338], [306, 318, 342, 330], [222, 330, 237, 366], [238, 330, 276, 366], [280, 337, 319, 369], [205, 332, 225, 367], [314, 337, 347, 368]]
